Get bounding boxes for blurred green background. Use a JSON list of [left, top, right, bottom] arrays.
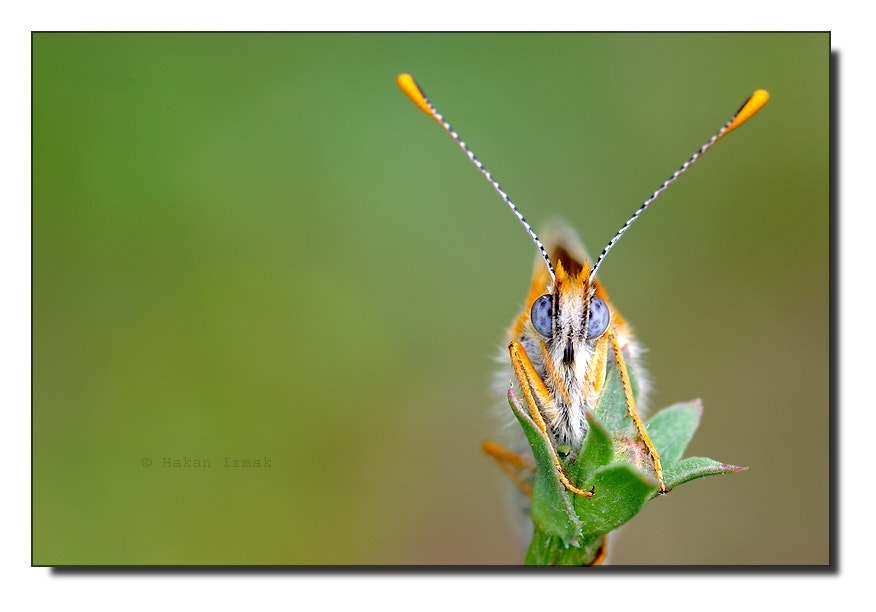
[[33, 33, 828, 565]]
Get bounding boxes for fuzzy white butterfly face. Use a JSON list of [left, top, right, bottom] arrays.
[[506, 226, 637, 452]]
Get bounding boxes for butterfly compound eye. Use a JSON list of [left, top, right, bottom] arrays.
[[530, 295, 553, 337], [586, 297, 610, 339]]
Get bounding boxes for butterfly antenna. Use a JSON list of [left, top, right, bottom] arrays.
[[398, 74, 556, 282], [588, 89, 769, 284]]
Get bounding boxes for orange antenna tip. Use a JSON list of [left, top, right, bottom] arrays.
[[397, 73, 436, 119], [725, 89, 769, 135]]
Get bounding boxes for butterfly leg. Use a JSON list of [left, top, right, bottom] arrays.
[[481, 441, 535, 497], [607, 327, 666, 492], [508, 340, 594, 498]]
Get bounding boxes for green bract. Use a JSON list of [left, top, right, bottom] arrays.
[[507, 353, 743, 565]]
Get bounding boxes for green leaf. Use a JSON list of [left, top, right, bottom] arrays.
[[573, 463, 659, 536], [646, 400, 703, 465], [567, 411, 613, 488], [506, 388, 581, 543], [662, 456, 747, 490], [592, 352, 637, 432]]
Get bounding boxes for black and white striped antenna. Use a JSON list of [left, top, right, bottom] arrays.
[[398, 73, 769, 285], [588, 88, 769, 284], [397, 73, 556, 282]]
